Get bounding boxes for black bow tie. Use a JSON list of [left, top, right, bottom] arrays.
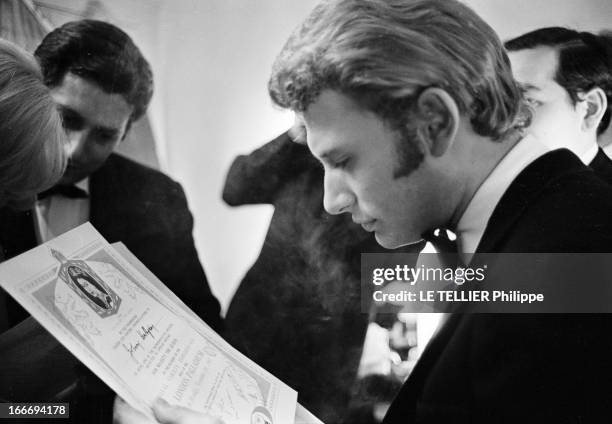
[[425, 229, 458, 253], [38, 185, 88, 200]]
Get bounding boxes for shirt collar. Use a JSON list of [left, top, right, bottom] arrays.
[[603, 142, 612, 161], [455, 134, 549, 262], [74, 178, 90, 196], [580, 144, 599, 165]]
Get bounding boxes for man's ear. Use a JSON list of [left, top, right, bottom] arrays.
[[414, 88, 459, 157], [288, 113, 307, 145], [580, 87, 607, 133]]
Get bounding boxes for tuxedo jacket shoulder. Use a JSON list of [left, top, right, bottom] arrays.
[[90, 154, 223, 332], [89, 153, 190, 246], [478, 148, 612, 253], [589, 148, 612, 186], [384, 150, 612, 424]]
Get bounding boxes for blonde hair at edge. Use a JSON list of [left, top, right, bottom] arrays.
[[0, 39, 66, 208]]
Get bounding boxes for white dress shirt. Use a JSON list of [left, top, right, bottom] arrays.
[[419, 135, 551, 341], [455, 134, 550, 263], [580, 144, 598, 165], [35, 178, 90, 243], [603, 142, 612, 161]]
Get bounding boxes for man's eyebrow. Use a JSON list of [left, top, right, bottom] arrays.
[[319, 149, 345, 161], [520, 83, 540, 92], [58, 105, 82, 117], [56, 106, 120, 135], [319, 150, 335, 159], [93, 125, 120, 136]]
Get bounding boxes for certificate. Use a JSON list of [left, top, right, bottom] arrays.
[[0, 223, 297, 424]]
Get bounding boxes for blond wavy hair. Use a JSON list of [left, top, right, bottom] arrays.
[[269, 0, 530, 157], [0, 39, 66, 207]]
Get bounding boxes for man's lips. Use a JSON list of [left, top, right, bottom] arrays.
[[354, 218, 377, 232]]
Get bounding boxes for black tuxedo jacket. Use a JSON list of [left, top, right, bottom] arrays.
[[590, 148, 612, 185], [383, 150, 612, 423], [0, 154, 222, 405]]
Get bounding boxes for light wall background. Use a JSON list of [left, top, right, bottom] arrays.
[[154, 0, 612, 311], [156, 1, 320, 311], [47, 0, 611, 311]]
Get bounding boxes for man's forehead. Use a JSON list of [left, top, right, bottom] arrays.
[[301, 90, 372, 153], [50, 72, 132, 130], [300, 90, 405, 167], [509, 46, 559, 89], [303, 90, 363, 120]]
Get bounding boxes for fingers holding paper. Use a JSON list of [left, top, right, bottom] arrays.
[[153, 399, 224, 424], [113, 397, 224, 424], [113, 397, 156, 424]]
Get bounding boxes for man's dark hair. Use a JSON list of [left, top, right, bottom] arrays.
[[34, 20, 153, 126], [505, 27, 612, 136]]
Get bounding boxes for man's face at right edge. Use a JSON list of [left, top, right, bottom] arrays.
[[508, 46, 586, 152]]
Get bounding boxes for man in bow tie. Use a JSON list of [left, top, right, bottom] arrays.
[[0, 20, 222, 423], [264, 0, 612, 422], [0, 19, 222, 332], [115, 0, 612, 422]]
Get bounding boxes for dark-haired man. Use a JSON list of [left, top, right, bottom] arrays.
[[1, 19, 222, 331], [506, 27, 612, 184], [0, 20, 222, 421]]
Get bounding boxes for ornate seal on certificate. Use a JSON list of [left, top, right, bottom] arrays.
[[50, 248, 121, 317]]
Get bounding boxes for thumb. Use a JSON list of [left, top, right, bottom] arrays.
[[152, 399, 223, 424]]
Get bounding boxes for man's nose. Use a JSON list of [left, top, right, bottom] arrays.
[[64, 130, 88, 159], [323, 173, 354, 215]]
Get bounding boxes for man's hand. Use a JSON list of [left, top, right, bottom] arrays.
[[113, 397, 155, 424], [153, 399, 224, 424], [113, 396, 224, 424]]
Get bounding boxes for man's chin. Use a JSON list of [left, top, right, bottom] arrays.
[[374, 231, 423, 250], [59, 171, 87, 186]]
